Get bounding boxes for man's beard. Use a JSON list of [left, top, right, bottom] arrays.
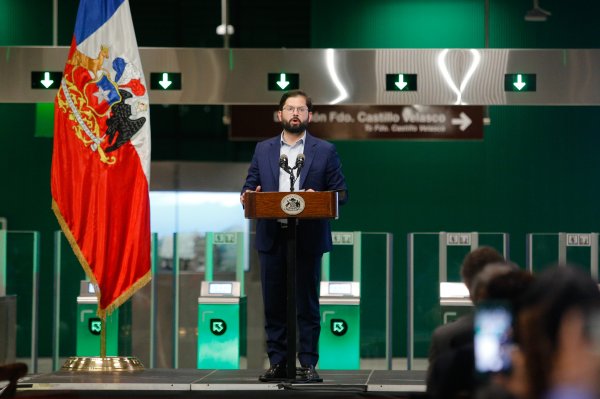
[[282, 119, 308, 134]]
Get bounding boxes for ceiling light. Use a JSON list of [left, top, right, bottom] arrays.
[[525, 0, 551, 22]]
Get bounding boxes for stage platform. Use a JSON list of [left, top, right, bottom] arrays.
[[12, 369, 427, 398]]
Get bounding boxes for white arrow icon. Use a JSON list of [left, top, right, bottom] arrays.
[[90, 321, 102, 333], [395, 74, 408, 90], [333, 322, 345, 332], [40, 72, 54, 88], [513, 74, 526, 91], [451, 112, 472, 131], [212, 322, 224, 332], [276, 73, 290, 89], [159, 73, 172, 89]]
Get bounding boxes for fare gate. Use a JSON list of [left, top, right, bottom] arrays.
[[197, 281, 244, 369], [76, 280, 118, 356], [319, 281, 360, 370], [407, 232, 509, 370], [527, 232, 599, 278]]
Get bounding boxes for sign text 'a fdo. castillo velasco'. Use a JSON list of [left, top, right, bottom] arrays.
[[230, 105, 483, 140]]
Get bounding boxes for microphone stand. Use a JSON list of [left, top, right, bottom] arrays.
[[289, 172, 296, 192], [278, 155, 305, 380]]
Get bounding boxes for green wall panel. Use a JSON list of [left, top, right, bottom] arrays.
[[311, 0, 484, 48], [0, 0, 52, 45]]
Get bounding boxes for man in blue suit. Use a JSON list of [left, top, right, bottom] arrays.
[[241, 90, 348, 383]]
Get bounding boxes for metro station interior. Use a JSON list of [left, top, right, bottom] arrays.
[[1, 0, 600, 398]]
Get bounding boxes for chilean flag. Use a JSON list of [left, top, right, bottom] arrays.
[[51, 0, 151, 318]]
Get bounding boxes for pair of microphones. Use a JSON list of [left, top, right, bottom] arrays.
[[279, 154, 305, 192]]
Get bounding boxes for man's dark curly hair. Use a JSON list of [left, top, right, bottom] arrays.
[[460, 246, 505, 292], [279, 90, 313, 112]]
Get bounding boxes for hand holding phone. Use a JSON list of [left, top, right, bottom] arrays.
[[474, 303, 513, 374]]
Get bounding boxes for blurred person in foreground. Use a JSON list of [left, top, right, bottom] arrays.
[[428, 265, 534, 399], [427, 247, 506, 383], [511, 266, 600, 399]]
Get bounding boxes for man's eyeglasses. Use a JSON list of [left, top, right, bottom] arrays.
[[282, 106, 309, 113]]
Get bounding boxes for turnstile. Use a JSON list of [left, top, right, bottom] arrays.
[[319, 281, 360, 370], [197, 281, 245, 369], [76, 280, 118, 356]]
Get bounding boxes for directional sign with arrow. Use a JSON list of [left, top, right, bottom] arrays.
[[331, 319, 348, 336], [451, 112, 472, 131], [210, 319, 227, 336], [150, 72, 182, 90], [88, 318, 102, 335], [231, 105, 484, 140], [268, 73, 299, 91], [31, 71, 62, 89], [386, 73, 417, 91], [504, 73, 536, 92]]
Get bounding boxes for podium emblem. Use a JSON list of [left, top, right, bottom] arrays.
[[280, 194, 305, 215]]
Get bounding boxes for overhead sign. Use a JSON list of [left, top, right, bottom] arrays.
[[150, 72, 182, 90], [31, 71, 62, 89], [504, 73, 536, 92], [267, 73, 299, 91], [385, 73, 417, 91], [230, 105, 483, 140]]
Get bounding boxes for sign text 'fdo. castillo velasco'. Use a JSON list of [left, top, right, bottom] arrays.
[[230, 105, 483, 141]]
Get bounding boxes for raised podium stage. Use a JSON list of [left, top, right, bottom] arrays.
[[13, 369, 426, 398]]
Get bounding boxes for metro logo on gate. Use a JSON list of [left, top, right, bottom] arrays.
[[331, 319, 348, 336]]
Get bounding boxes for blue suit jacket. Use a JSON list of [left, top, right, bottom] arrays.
[[242, 132, 348, 255]]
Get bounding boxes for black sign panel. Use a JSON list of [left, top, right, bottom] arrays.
[[88, 317, 102, 335], [504, 73, 536, 92], [31, 71, 63, 89], [150, 72, 182, 90], [267, 73, 300, 91], [385, 74, 417, 91], [331, 319, 348, 336], [210, 319, 227, 336]]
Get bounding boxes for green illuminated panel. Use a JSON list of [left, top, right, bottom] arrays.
[[319, 304, 360, 369], [504, 73, 536, 92], [267, 73, 299, 91], [385, 73, 417, 91], [31, 71, 62, 89], [150, 72, 182, 90], [197, 303, 240, 369]]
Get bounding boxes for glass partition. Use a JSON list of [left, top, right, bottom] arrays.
[[407, 232, 509, 370], [5, 231, 40, 373], [527, 232, 598, 278], [326, 231, 394, 369]]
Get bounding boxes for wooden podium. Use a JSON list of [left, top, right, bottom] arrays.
[[244, 191, 339, 380]]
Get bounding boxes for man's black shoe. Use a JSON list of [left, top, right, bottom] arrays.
[[298, 365, 323, 383], [258, 363, 287, 382]]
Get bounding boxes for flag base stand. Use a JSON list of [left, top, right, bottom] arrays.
[[61, 356, 144, 372]]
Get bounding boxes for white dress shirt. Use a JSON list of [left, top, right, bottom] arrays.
[[279, 132, 305, 192]]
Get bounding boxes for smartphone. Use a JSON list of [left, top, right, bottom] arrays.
[[474, 303, 513, 374]]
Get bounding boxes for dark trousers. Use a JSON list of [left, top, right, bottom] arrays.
[[258, 231, 322, 367]]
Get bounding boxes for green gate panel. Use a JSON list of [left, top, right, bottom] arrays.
[[76, 304, 118, 357], [197, 302, 242, 369], [319, 303, 360, 369]]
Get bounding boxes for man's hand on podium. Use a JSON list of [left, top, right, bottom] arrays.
[[241, 185, 261, 206]]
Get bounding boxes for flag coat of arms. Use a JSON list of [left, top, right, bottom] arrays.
[[51, 0, 151, 318]]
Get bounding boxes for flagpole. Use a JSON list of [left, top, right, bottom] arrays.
[[100, 318, 106, 358]]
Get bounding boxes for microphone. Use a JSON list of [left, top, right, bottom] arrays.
[[279, 153, 296, 191], [279, 154, 290, 172], [294, 153, 305, 170]]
